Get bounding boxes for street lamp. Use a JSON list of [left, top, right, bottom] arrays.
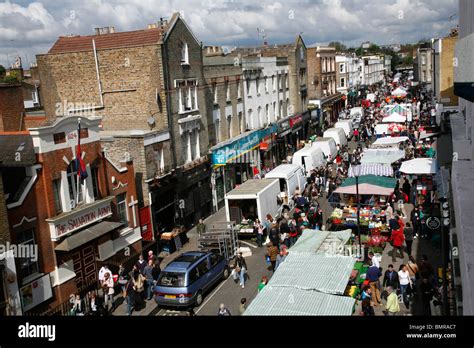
[[352, 164, 363, 258]]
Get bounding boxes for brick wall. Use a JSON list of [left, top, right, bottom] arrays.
[[440, 36, 459, 106], [307, 47, 320, 100], [203, 61, 244, 146], [37, 46, 167, 132], [165, 18, 210, 167], [0, 84, 25, 132]]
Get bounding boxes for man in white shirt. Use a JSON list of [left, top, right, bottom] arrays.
[[98, 265, 111, 282]]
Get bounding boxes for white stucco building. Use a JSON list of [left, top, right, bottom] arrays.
[[241, 56, 290, 130]]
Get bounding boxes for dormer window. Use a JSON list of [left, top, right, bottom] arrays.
[[181, 42, 189, 65]]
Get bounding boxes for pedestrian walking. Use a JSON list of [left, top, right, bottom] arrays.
[[385, 286, 400, 316], [101, 272, 115, 313], [398, 264, 412, 309], [390, 222, 405, 262], [366, 261, 382, 306], [124, 279, 135, 316], [231, 252, 247, 288], [407, 256, 419, 292], [196, 218, 206, 237], [70, 294, 85, 316], [275, 245, 289, 271], [239, 298, 247, 315], [143, 259, 155, 300], [361, 297, 375, 316], [88, 291, 103, 316], [383, 264, 399, 289], [404, 222, 414, 256], [266, 242, 279, 272], [131, 268, 146, 310], [117, 264, 129, 299], [254, 218, 264, 247], [217, 303, 231, 316], [135, 254, 147, 274], [258, 276, 268, 292]]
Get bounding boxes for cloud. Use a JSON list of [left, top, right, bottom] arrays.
[[0, 0, 458, 68]]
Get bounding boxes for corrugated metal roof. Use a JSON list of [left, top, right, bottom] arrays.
[[244, 286, 355, 316], [268, 253, 355, 295], [290, 229, 352, 255], [225, 179, 278, 196]]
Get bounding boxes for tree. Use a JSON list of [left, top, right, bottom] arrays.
[[2, 75, 19, 84], [328, 41, 347, 52], [0, 65, 5, 77]]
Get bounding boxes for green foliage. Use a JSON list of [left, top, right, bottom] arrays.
[[328, 41, 347, 52], [2, 75, 19, 84], [0, 65, 5, 76]]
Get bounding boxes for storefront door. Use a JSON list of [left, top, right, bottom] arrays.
[[72, 243, 97, 289]]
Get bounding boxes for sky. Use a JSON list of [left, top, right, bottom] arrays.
[[0, 0, 458, 68]]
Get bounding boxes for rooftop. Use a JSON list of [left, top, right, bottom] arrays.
[[225, 179, 278, 197]]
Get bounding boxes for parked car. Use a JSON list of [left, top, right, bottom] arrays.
[[154, 251, 229, 308]]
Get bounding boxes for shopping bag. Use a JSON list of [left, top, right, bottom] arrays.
[[265, 255, 271, 266]]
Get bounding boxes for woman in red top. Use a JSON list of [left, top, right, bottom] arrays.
[[391, 225, 405, 262]]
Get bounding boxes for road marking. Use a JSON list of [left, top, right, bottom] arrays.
[[195, 276, 232, 314], [240, 240, 257, 249]]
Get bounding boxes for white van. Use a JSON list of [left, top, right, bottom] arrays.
[[335, 120, 354, 139], [323, 128, 348, 147], [292, 146, 326, 177], [265, 164, 307, 211], [311, 137, 338, 162]]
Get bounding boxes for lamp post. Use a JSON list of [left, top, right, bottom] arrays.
[[353, 165, 363, 258]]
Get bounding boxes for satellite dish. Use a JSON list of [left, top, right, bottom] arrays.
[[147, 117, 156, 126]]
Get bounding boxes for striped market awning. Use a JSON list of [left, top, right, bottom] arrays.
[[348, 164, 394, 177]]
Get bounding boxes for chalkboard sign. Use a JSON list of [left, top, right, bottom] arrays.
[[174, 235, 182, 250]]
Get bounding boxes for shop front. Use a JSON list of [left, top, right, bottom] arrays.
[[211, 126, 277, 212]]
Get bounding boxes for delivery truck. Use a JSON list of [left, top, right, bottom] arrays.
[[225, 179, 281, 235], [292, 146, 326, 177]]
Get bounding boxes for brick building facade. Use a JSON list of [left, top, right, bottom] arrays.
[[36, 13, 212, 235], [2, 116, 142, 313]]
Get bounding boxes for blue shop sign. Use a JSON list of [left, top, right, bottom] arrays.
[[212, 125, 277, 166]]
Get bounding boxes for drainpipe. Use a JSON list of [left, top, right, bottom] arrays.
[[66, 39, 104, 115]]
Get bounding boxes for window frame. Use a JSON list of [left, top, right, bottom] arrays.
[[116, 192, 128, 225], [16, 229, 39, 279]]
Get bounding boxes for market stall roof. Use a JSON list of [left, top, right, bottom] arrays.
[[399, 158, 437, 175], [360, 149, 405, 165], [381, 112, 406, 123], [268, 253, 356, 295], [335, 175, 397, 195], [372, 136, 409, 147], [348, 164, 394, 177], [290, 229, 352, 255], [375, 124, 390, 135], [391, 87, 407, 97], [243, 286, 355, 316]]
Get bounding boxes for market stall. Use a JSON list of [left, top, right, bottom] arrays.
[[371, 136, 409, 148], [381, 112, 407, 123], [329, 175, 398, 233], [391, 87, 407, 98], [360, 149, 405, 165], [348, 164, 394, 177], [399, 158, 437, 175]]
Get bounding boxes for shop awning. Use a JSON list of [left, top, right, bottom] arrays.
[[55, 221, 123, 251], [361, 149, 405, 165], [348, 164, 394, 177], [335, 175, 397, 196], [372, 136, 409, 147], [399, 158, 437, 175]]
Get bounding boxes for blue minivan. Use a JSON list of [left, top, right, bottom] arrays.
[[154, 251, 229, 308]]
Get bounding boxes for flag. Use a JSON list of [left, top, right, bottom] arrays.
[[76, 120, 88, 180]]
